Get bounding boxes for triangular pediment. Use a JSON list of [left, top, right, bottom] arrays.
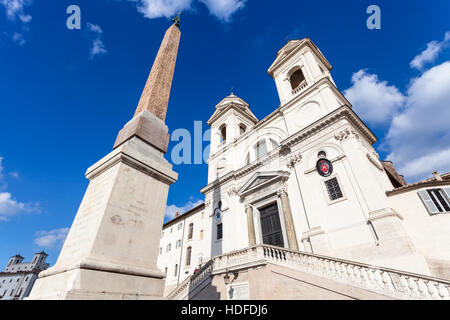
[[238, 171, 289, 196]]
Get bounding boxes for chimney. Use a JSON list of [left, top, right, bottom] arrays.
[[175, 212, 180, 218], [433, 171, 443, 181]]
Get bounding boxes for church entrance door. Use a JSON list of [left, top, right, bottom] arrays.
[[259, 203, 284, 248]]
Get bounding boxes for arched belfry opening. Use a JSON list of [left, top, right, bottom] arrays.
[[219, 124, 227, 143], [289, 68, 306, 90], [239, 124, 247, 135]]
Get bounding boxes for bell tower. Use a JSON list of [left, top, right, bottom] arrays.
[[206, 93, 258, 182], [268, 38, 336, 105]]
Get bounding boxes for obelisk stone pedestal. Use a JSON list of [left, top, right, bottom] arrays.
[[29, 121, 177, 299]]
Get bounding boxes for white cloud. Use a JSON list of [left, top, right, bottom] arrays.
[[0, 192, 39, 221], [0, 192, 25, 221], [132, 0, 193, 19], [165, 199, 203, 221], [343, 70, 406, 125], [12, 32, 25, 46], [1, 0, 32, 46], [0, 157, 40, 221], [0, 0, 32, 23], [129, 0, 246, 22], [90, 39, 108, 59], [410, 31, 450, 71], [87, 23, 103, 34], [86, 23, 108, 59], [385, 61, 450, 181], [0, 157, 5, 189], [199, 0, 246, 22], [9, 172, 19, 179], [34, 228, 69, 249]]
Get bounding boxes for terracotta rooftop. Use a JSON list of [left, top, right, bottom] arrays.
[[387, 171, 450, 196]]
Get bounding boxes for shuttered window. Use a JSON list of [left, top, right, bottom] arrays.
[[418, 189, 450, 214]]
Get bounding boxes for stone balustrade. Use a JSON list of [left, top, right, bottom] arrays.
[[167, 244, 450, 300], [292, 81, 308, 95], [167, 260, 213, 300]]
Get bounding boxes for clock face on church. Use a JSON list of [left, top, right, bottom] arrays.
[[317, 159, 333, 177], [214, 208, 222, 222]]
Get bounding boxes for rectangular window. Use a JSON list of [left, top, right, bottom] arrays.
[[419, 188, 450, 214], [176, 239, 181, 249], [217, 223, 223, 240], [178, 223, 182, 230], [186, 247, 192, 266], [325, 177, 343, 201], [174, 264, 178, 277], [159, 247, 162, 255], [166, 243, 172, 253], [188, 223, 194, 240]]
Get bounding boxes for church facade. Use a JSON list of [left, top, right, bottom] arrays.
[[157, 38, 450, 299]]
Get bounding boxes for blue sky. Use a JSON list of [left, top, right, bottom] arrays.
[[0, 0, 449, 267]]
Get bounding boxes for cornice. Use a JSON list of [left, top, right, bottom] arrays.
[[207, 103, 258, 126], [268, 38, 332, 78], [281, 105, 377, 149]]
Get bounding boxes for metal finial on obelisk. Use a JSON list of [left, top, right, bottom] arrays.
[[133, 19, 181, 122], [172, 12, 182, 28]]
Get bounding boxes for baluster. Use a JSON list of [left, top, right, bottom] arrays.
[[438, 284, 450, 300], [407, 277, 421, 298], [341, 264, 349, 281], [373, 270, 384, 290], [359, 268, 370, 288], [417, 279, 431, 299], [347, 265, 355, 282], [334, 262, 342, 280], [396, 275, 411, 296], [427, 281, 441, 300], [353, 266, 362, 284], [381, 272, 395, 294]]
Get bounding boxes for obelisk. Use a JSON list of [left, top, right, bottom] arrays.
[[28, 21, 181, 300]]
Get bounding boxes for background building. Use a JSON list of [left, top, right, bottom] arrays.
[[157, 204, 209, 295], [0, 252, 49, 300]]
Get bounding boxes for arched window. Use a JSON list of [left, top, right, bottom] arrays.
[[270, 139, 279, 149], [187, 223, 194, 240], [186, 247, 192, 266], [290, 68, 306, 90], [239, 124, 247, 135], [216, 158, 227, 177], [256, 140, 268, 159], [318, 151, 327, 159], [219, 125, 227, 143], [245, 152, 250, 165]]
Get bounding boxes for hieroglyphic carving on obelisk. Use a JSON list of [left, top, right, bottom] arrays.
[[134, 24, 181, 122]]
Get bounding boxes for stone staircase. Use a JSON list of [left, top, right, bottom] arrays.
[[167, 244, 450, 300]]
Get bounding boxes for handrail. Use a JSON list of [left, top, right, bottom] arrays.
[[167, 244, 450, 300], [167, 260, 214, 300]]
